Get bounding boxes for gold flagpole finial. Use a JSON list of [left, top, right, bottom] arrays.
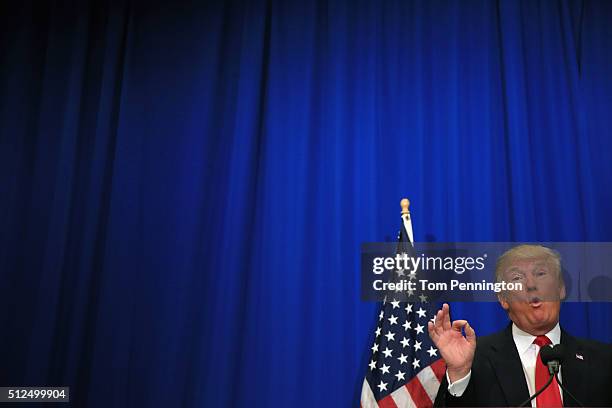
[[400, 198, 410, 216]]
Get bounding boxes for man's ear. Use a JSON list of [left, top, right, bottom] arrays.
[[498, 292, 510, 311], [559, 283, 566, 301]]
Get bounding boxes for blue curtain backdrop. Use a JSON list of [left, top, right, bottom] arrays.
[[1, 0, 612, 406]]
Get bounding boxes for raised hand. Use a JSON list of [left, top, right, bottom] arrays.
[[427, 303, 476, 382]]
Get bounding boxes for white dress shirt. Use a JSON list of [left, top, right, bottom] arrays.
[[447, 322, 563, 407]]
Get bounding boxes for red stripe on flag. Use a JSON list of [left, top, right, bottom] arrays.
[[377, 395, 399, 408], [406, 375, 433, 407], [430, 358, 446, 382]]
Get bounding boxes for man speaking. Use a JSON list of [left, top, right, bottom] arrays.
[[429, 245, 612, 407]]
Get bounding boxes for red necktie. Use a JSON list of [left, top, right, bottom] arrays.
[[534, 335, 563, 407]]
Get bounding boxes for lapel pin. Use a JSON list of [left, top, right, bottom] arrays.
[[575, 353, 584, 360]]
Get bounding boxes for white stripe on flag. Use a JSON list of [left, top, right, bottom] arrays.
[[416, 366, 441, 403], [360, 379, 379, 408], [402, 214, 414, 244], [391, 385, 417, 408]]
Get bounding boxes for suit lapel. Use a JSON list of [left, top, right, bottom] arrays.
[[560, 329, 588, 407], [489, 324, 531, 406]]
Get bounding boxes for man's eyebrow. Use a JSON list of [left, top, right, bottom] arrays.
[[505, 267, 524, 273], [530, 261, 550, 269]]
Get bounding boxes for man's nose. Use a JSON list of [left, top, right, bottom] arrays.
[[525, 274, 537, 291]]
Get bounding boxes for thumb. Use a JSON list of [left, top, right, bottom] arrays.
[[451, 319, 468, 331]]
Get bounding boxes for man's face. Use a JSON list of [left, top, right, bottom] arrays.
[[498, 257, 565, 335]]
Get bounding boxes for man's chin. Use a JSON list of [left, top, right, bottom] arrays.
[[528, 312, 559, 330]]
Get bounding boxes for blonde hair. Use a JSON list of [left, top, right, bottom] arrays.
[[495, 244, 563, 286]]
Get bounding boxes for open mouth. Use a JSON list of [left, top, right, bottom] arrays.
[[529, 297, 542, 307]]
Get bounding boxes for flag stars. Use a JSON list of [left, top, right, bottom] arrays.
[[377, 380, 388, 392], [397, 353, 408, 364], [391, 300, 400, 309], [375, 327, 381, 337], [430, 315, 437, 325], [371, 343, 379, 353], [402, 320, 412, 331], [388, 315, 398, 325], [416, 307, 427, 318], [384, 331, 395, 342], [395, 370, 406, 381], [427, 346, 438, 357], [382, 347, 393, 358], [419, 294, 428, 303], [414, 340, 422, 351], [412, 358, 420, 369], [400, 337, 410, 348], [414, 323, 424, 335], [369, 360, 376, 371], [405, 304, 413, 314], [380, 364, 391, 375], [379, 311, 384, 321]]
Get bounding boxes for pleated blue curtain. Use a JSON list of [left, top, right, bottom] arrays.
[[1, 0, 611, 406]]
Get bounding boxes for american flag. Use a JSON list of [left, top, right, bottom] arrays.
[[360, 211, 445, 408]]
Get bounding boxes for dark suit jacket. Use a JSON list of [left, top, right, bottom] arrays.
[[433, 323, 612, 407]]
